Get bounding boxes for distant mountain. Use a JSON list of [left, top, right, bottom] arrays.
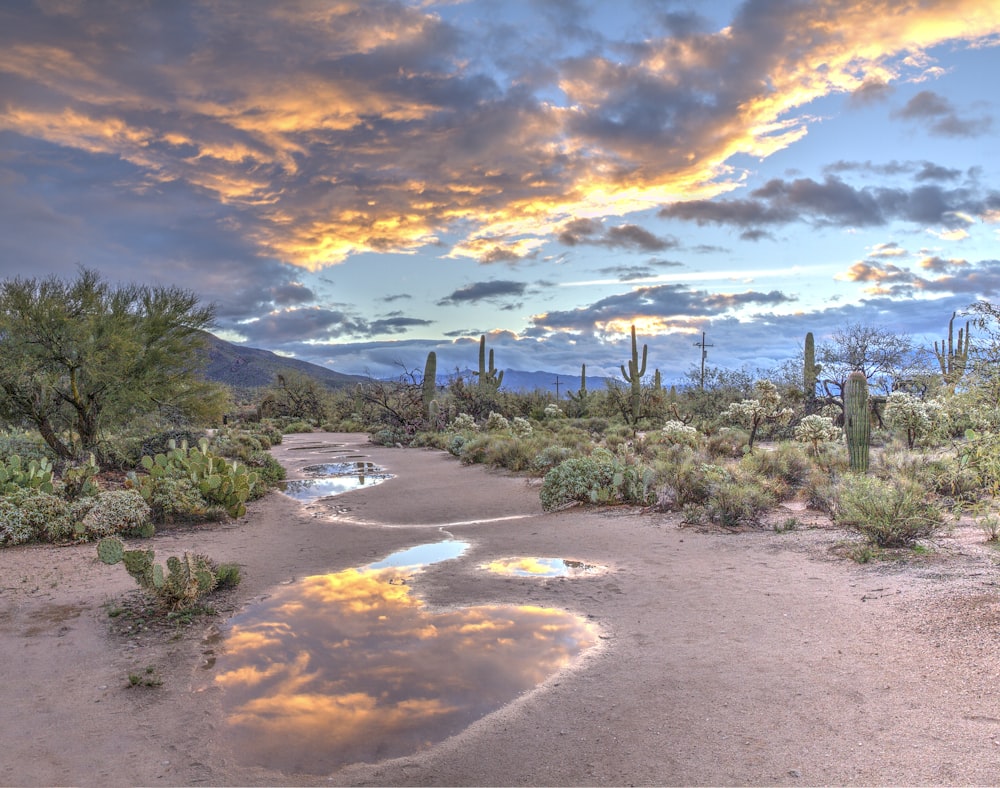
[[198, 332, 368, 390]]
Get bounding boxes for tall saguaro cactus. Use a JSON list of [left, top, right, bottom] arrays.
[[476, 334, 504, 392], [422, 351, 437, 421], [933, 312, 971, 389], [620, 324, 648, 425], [803, 332, 821, 408], [566, 363, 589, 414], [844, 370, 870, 473]]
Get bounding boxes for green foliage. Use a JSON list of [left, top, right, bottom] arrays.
[[0, 496, 33, 545], [804, 332, 820, 405], [260, 370, 330, 425], [0, 267, 221, 460], [540, 448, 655, 510], [422, 351, 438, 416], [739, 443, 812, 494], [61, 453, 101, 500], [933, 312, 971, 389], [704, 427, 750, 459], [834, 475, 945, 547], [704, 478, 776, 528]]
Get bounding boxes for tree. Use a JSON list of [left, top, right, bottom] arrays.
[[260, 369, 329, 424], [0, 268, 220, 460], [721, 380, 793, 451], [818, 322, 917, 397]]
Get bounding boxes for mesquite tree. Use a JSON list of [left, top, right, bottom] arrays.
[[0, 268, 220, 460]]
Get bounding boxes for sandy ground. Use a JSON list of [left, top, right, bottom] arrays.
[[2, 432, 1000, 787]]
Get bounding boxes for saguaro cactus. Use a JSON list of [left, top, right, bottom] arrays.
[[620, 324, 648, 425], [804, 332, 821, 407], [476, 334, 504, 392], [422, 351, 437, 411], [933, 312, 971, 389], [566, 363, 589, 415], [844, 370, 870, 473]]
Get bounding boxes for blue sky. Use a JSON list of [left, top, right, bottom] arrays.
[[2, 0, 999, 383]]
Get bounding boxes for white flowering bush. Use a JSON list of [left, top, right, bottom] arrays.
[[661, 420, 699, 448], [511, 417, 533, 438], [485, 411, 511, 432], [794, 414, 841, 456], [722, 380, 794, 451], [450, 413, 478, 432], [80, 489, 152, 539]]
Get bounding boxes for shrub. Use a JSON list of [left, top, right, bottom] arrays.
[[19, 491, 75, 542], [540, 449, 655, 511], [80, 490, 152, 540], [282, 420, 314, 434], [704, 479, 776, 528], [834, 475, 945, 547], [450, 413, 478, 432], [654, 457, 727, 510], [0, 497, 32, 546], [740, 443, 812, 496], [543, 403, 564, 419], [705, 428, 749, 459], [144, 475, 212, 523], [532, 445, 578, 473], [244, 451, 286, 489]]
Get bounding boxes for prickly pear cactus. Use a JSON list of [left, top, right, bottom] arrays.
[[96, 536, 125, 565]]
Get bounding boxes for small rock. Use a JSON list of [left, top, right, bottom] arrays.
[[788, 769, 802, 778]]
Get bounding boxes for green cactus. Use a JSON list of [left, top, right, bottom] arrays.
[[476, 334, 504, 392], [422, 350, 437, 411], [804, 332, 821, 407], [653, 369, 662, 391], [844, 370, 871, 473], [566, 364, 590, 415], [97, 536, 125, 565], [933, 312, 971, 389], [0, 455, 55, 495], [620, 325, 648, 426]]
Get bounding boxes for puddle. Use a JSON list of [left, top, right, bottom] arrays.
[[481, 557, 609, 577], [213, 541, 598, 774], [279, 461, 393, 501]]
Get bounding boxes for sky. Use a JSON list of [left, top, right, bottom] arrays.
[[2, 0, 1000, 385]]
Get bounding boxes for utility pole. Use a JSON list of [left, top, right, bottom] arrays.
[[553, 375, 561, 399], [694, 331, 713, 389]]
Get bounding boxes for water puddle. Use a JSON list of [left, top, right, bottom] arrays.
[[212, 541, 599, 774], [481, 557, 609, 577], [279, 461, 393, 501]]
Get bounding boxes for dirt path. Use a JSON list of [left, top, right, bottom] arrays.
[[1, 432, 999, 786]]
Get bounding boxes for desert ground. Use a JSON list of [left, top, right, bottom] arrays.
[[2, 432, 999, 787]]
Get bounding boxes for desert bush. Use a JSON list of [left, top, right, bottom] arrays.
[[143, 475, 212, 523], [654, 456, 727, 511], [704, 427, 749, 459], [803, 469, 838, 515], [884, 392, 945, 449], [0, 497, 32, 545], [834, 475, 945, 547], [14, 490, 75, 542], [0, 431, 56, 465], [532, 445, 579, 473], [79, 489, 152, 540], [740, 443, 811, 494], [450, 413, 479, 432], [543, 403, 564, 419], [540, 448, 655, 510], [243, 451, 286, 488], [704, 478, 776, 528]]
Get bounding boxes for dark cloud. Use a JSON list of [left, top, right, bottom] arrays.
[[369, 316, 434, 334], [269, 283, 315, 306], [848, 78, 893, 107], [558, 218, 676, 251], [530, 283, 795, 332], [437, 280, 528, 306], [660, 176, 997, 231], [892, 90, 993, 137], [237, 308, 367, 344]]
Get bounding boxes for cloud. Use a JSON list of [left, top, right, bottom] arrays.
[[660, 175, 999, 232], [837, 254, 1000, 297], [892, 90, 993, 137], [2, 1, 998, 272], [558, 218, 676, 251], [437, 280, 528, 306]]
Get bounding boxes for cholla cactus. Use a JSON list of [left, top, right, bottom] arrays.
[[543, 403, 564, 419], [722, 380, 793, 451], [661, 420, 699, 448], [885, 392, 945, 449], [511, 417, 533, 438], [794, 414, 841, 457], [485, 411, 511, 431], [451, 413, 478, 432]]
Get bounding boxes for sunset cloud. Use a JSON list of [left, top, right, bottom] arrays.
[[2, 1, 999, 271]]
